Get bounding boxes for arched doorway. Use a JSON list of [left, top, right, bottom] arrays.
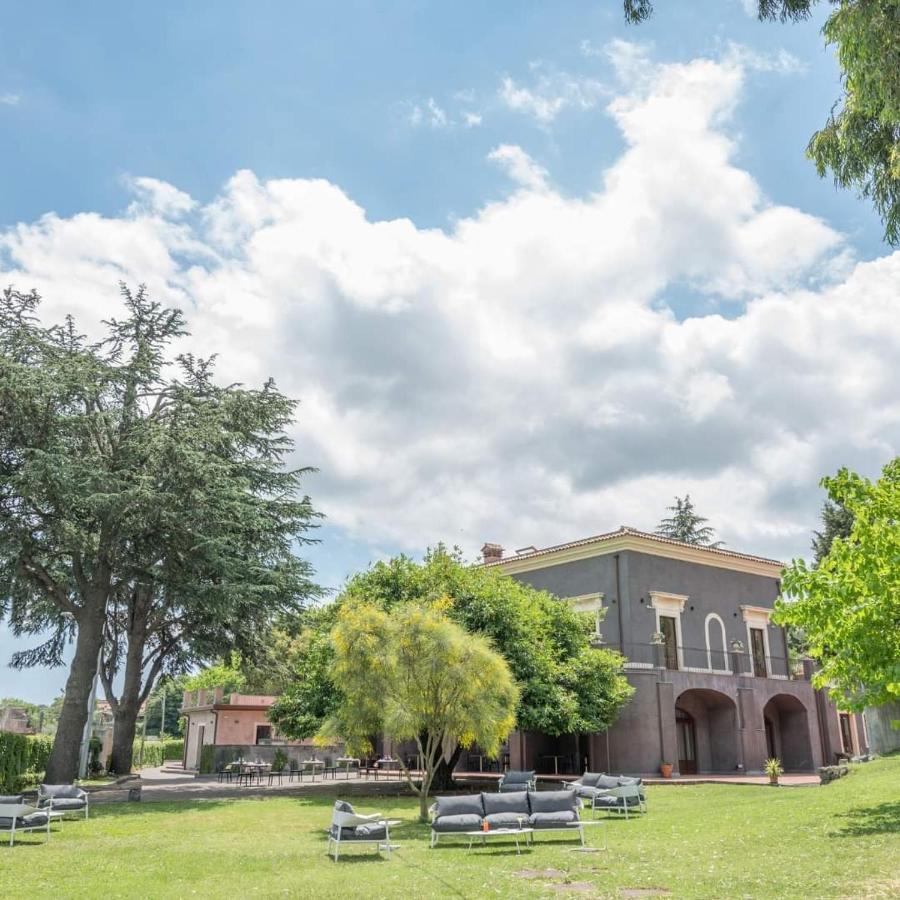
[[763, 694, 814, 771], [675, 689, 739, 774]]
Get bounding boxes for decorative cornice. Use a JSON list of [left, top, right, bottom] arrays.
[[489, 528, 784, 578], [649, 591, 689, 612]]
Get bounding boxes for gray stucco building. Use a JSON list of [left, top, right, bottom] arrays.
[[482, 526, 865, 776]]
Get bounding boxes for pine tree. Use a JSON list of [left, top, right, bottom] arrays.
[[811, 499, 855, 566], [655, 495, 723, 547]]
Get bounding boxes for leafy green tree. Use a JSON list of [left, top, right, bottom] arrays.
[[321, 602, 518, 821], [776, 459, 900, 709], [655, 495, 723, 547], [0, 285, 319, 779], [624, 1, 900, 245], [812, 498, 855, 565], [272, 548, 634, 786]]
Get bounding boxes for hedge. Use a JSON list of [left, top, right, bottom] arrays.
[[132, 738, 184, 769], [0, 731, 53, 792]]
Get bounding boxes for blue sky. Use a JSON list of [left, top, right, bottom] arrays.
[[2, 1, 898, 702]]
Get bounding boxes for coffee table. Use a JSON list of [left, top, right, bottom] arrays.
[[464, 828, 533, 855]]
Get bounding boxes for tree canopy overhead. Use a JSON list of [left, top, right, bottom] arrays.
[[0, 284, 320, 779], [776, 459, 900, 710], [655, 495, 723, 547], [624, 0, 900, 245]]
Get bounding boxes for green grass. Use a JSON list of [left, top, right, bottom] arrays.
[[4, 755, 899, 899]]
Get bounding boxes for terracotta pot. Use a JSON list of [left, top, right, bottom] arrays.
[[660, 763, 673, 778], [769, 776, 779, 786]]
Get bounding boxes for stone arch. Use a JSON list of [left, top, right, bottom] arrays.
[[704, 613, 729, 672], [763, 694, 814, 772], [675, 688, 739, 774]]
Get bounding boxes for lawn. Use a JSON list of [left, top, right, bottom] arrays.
[[3, 755, 898, 899]]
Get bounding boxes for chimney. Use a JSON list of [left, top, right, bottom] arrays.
[[481, 542, 504, 563]]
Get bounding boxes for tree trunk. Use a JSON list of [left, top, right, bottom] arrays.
[[45, 599, 106, 783], [430, 746, 462, 792], [106, 602, 150, 775], [109, 705, 139, 774]]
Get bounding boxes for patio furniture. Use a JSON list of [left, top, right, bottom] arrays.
[[463, 827, 533, 854], [498, 769, 535, 792], [334, 757, 361, 779], [0, 797, 52, 846], [569, 773, 646, 818], [429, 790, 587, 847], [327, 800, 396, 861], [268, 763, 286, 786], [374, 758, 402, 780], [217, 762, 234, 783], [301, 759, 325, 781], [37, 784, 89, 820]]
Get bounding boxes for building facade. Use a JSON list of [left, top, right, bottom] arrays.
[[484, 526, 862, 776]]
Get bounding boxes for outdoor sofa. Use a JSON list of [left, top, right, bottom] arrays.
[[38, 784, 90, 820], [569, 772, 646, 818], [0, 795, 52, 846], [429, 790, 586, 847], [497, 769, 536, 792], [327, 800, 394, 861]]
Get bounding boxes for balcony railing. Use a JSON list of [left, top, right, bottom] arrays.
[[615, 641, 807, 680]]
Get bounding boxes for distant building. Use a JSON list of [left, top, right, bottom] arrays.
[[0, 706, 34, 735]]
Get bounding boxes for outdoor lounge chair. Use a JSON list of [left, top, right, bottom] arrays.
[[37, 784, 89, 820], [327, 800, 394, 861], [498, 769, 536, 792], [570, 773, 646, 818], [0, 796, 52, 846], [429, 790, 587, 847]]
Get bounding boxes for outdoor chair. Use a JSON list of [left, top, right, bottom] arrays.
[[498, 770, 536, 792], [37, 784, 89, 820], [327, 800, 394, 861], [268, 764, 286, 786], [0, 797, 52, 846], [216, 762, 233, 783], [288, 760, 300, 782], [570, 773, 646, 818]]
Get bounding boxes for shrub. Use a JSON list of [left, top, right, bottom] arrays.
[[163, 739, 184, 761], [0, 732, 53, 791], [199, 744, 216, 775]]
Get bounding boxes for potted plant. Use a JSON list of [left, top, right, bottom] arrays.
[[660, 761, 673, 778], [764, 757, 784, 786]]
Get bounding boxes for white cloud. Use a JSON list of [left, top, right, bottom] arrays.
[[126, 176, 197, 217], [1, 92, 20, 106], [2, 43, 898, 569], [499, 64, 607, 124], [488, 145, 549, 191], [406, 97, 450, 129], [462, 111, 483, 128]]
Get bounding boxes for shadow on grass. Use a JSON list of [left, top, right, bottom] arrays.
[[830, 801, 900, 837]]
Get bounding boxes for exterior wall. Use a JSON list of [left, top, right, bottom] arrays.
[[864, 702, 900, 754], [215, 709, 273, 745], [503, 544, 829, 775], [184, 710, 217, 770]]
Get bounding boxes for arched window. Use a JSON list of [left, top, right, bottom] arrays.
[[705, 613, 729, 672]]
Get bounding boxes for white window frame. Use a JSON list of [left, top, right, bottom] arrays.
[[649, 591, 688, 671], [566, 592, 604, 637], [704, 612, 731, 673], [741, 605, 774, 678]]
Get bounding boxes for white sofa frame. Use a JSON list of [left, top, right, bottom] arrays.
[[38, 785, 89, 820], [0, 803, 51, 846], [327, 807, 394, 861]]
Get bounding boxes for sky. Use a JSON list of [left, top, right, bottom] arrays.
[[1, 1, 898, 703]]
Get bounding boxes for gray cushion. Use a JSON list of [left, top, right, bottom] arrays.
[[333, 800, 355, 813], [529, 810, 578, 829], [528, 790, 578, 813], [0, 812, 49, 829], [45, 797, 86, 810], [501, 770, 533, 784], [485, 812, 530, 828], [431, 813, 483, 833], [580, 772, 602, 788], [594, 775, 620, 790], [433, 794, 485, 818], [352, 823, 387, 839], [481, 791, 529, 816], [40, 784, 84, 800], [593, 794, 640, 808], [0, 795, 24, 804]]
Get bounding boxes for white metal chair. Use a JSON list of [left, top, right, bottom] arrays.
[[590, 780, 646, 819], [0, 801, 52, 846], [327, 800, 394, 861]]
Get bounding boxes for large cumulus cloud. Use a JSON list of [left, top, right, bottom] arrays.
[[2, 45, 898, 567]]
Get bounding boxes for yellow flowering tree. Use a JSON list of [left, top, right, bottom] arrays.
[[320, 601, 519, 821]]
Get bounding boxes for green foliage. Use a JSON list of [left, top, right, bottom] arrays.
[[199, 744, 216, 775], [624, 0, 900, 245], [321, 602, 519, 818], [271, 748, 288, 773], [0, 732, 53, 791], [655, 495, 723, 547], [271, 548, 634, 743], [812, 498, 855, 566], [184, 655, 247, 699], [132, 738, 184, 769], [777, 458, 900, 709], [764, 757, 784, 780]]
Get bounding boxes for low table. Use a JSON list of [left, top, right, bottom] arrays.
[[464, 828, 533, 855], [569, 819, 607, 851]]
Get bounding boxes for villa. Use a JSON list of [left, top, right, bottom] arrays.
[[481, 526, 867, 777]]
